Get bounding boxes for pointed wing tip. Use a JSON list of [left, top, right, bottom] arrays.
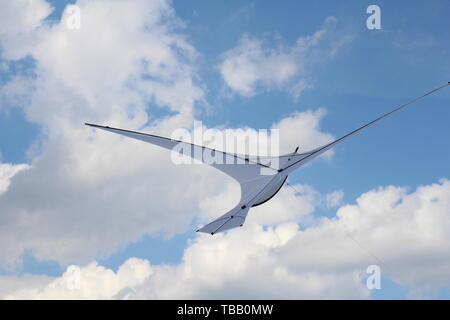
[[85, 123, 111, 129], [196, 214, 247, 235], [195, 228, 215, 235]]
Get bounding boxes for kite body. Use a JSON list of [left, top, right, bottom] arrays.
[[86, 83, 449, 235], [84, 122, 293, 234]]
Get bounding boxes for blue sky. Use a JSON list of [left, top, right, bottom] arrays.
[[0, 0, 449, 299]]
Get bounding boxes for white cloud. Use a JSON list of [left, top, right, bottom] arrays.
[[218, 34, 298, 97], [2, 179, 449, 299], [0, 0, 208, 267], [0, 0, 53, 60], [0, 0, 337, 269], [1, 258, 152, 299], [277, 179, 450, 294], [218, 16, 349, 99], [2, 1, 446, 300], [1, 225, 368, 299], [274, 108, 334, 155]]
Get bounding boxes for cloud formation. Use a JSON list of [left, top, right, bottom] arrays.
[[1, 0, 447, 300], [3, 179, 450, 299], [218, 17, 350, 100], [0, 0, 336, 269]]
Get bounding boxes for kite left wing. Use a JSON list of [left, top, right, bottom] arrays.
[[85, 123, 281, 234]]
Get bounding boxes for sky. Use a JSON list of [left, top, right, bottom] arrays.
[[0, 0, 449, 299]]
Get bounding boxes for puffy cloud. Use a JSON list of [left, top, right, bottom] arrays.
[[277, 178, 450, 294], [0, 0, 208, 267], [218, 16, 349, 99], [0, 0, 53, 60], [19, 0, 203, 125], [121, 223, 367, 299], [2, 258, 152, 299], [4, 179, 449, 299], [4, 0, 446, 301], [273, 108, 334, 155], [0, 98, 335, 269], [0, 0, 337, 269], [219, 34, 298, 97], [0, 225, 369, 299]]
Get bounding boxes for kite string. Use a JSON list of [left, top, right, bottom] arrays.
[[282, 82, 450, 172]]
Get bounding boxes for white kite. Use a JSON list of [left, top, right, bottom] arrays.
[[86, 83, 449, 235]]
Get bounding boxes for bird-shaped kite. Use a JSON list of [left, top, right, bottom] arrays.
[[86, 83, 449, 235]]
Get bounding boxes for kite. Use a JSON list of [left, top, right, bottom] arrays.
[[86, 82, 449, 235]]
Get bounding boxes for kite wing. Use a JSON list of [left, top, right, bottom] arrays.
[[196, 173, 288, 234], [85, 123, 280, 234]]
